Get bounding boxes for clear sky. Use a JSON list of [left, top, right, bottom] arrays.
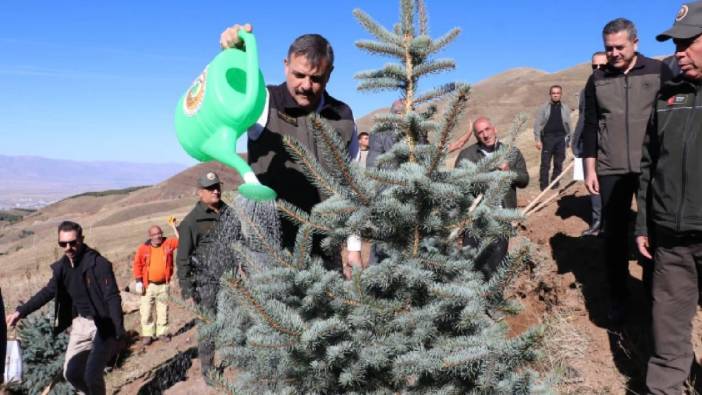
[[0, 1, 680, 165]]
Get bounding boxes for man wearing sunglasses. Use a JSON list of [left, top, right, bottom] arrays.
[[175, 171, 229, 380], [132, 219, 179, 346], [5, 221, 124, 395], [572, 52, 608, 237], [581, 18, 673, 324]]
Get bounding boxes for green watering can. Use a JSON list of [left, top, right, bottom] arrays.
[[175, 30, 276, 201]]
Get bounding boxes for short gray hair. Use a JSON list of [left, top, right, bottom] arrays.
[[602, 18, 638, 41], [287, 34, 334, 68]]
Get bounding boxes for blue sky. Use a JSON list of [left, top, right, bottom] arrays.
[[0, 1, 679, 165]]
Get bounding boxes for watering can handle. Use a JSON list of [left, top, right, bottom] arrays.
[[237, 30, 260, 115]]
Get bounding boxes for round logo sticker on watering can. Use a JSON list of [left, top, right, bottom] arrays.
[[174, 30, 276, 201], [184, 67, 207, 116]]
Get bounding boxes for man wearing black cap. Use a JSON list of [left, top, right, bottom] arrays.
[[635, 2, 702, 392], [175, 171, 229, 379], [581, 17, 673, 324]]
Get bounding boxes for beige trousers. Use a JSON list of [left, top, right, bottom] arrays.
[[139, 282, 169, 337], [63, 316, 112, 395]]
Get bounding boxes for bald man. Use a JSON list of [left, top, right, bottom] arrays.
[[133, 220, 179, 345], [454, 117, 529, 279]]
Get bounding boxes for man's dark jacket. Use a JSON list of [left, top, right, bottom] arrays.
[[581, 54, 672, 175], [176, 201, 229, 299], [636, 77, 702, 236], [454, 142, 529, 209], [247, 83, 355, 248], [16, 246, 125, 338]]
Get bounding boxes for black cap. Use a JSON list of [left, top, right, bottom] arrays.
[[197, 171, 221, 188], [657, 2, 702, 41]]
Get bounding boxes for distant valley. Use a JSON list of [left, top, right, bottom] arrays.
[[0, 155, 187, 209]]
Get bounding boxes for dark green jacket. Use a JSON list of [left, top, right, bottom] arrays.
[[176, 201, 229, 298], [636, 78, 702, 236], [454, 142, 529, 209]]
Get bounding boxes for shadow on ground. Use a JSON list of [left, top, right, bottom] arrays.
[[548, 194, 664, 393]]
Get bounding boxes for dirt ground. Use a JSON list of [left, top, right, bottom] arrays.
[[513, 182, 702, 394]]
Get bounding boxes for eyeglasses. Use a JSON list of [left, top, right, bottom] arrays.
[[58, 239, 79, 248], [592, 64, 607, 70], [149, 233, 163, 237]]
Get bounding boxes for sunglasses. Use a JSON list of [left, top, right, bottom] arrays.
[[592, 64, 607, 70], [58, 239, 79, 248]]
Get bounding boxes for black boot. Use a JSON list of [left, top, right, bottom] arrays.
[[581, 220, 601, 236]]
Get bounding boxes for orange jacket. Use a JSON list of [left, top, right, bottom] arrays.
[[132, 238, 178, 288]]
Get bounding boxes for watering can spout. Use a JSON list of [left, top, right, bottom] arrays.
[[200, 128, 277, 201]]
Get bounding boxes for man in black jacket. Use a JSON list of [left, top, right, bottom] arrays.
[[581, 18, 673, 323], [5, 221, 124, 395], [635, 2, 702, 392], [455, 117, 529, 279]]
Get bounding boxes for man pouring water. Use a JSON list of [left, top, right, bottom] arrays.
[[219, 24, 360, 267]]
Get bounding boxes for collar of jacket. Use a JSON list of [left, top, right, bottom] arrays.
[[196, 200, 224, 214], [660, 75, 702, 98], [477, 140, 503, 154], [671, 74, 702, 87], [60, 245, 96, 274], [602, 52, 647, 76]]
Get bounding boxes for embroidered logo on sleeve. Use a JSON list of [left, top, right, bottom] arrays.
[[667, 95, 689, 106]]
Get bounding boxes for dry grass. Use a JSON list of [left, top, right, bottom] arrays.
[[536, 307, 590, 392]]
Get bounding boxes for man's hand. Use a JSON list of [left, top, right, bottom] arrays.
[[498, 162, 510, 171], [220, 23, 253, 49], [535, 142, 542, 150], [584, 158, 599, 195], [636, 235, 653, 260], [135, 281, 145, 296], [168, 216, 180, 239], [344, 251, 362, 280], [585, 172, 599, 195], [6, 311, 20, 327], [448, 133, 471, 153]]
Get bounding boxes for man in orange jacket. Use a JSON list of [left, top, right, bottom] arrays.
[[133, 218, 179, 345]]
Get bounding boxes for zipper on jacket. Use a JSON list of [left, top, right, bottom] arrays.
[[676, 88, 698, 231], [625, 74, 631, 171]]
